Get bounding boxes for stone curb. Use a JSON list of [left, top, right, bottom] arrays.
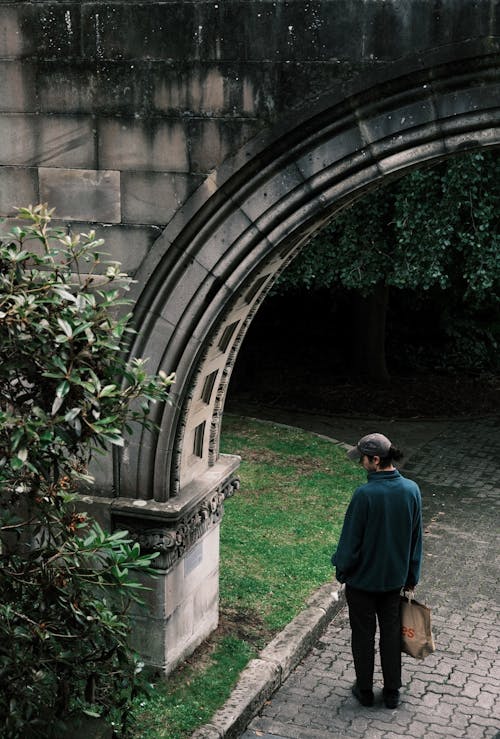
[[191, 581, 346, 739]]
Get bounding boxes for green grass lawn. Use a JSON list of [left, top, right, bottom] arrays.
[[130, 415, 363, 738]]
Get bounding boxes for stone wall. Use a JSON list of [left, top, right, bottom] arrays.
[[1, 1, 498, 271]]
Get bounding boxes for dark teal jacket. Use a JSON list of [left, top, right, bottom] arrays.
[[332, 469, 422, 591]]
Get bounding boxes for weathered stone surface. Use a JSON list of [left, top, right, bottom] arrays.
[[128, 524, 221, 673], [190, 727, 222, 739], [260, 606, 336, 682], [98, 118, 189, 173], [0, 166, 38, 216], [187, 119, 263, 174], [0, 115, 95, 168], [53, 221, 161, 275], [121, 171, 204, 225], [36, 61, 100, 114], [208, 659, 281, 739], [27, 4, 82, 59], [0, 61, 36, 113], [0, 5, 32, 58], [39, 167, 120, 222]]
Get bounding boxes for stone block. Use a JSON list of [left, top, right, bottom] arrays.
[[239, 162, 305, 224], [0, 167, 38, 217], [153, 60, 277, 118], [51, 221, 161, 274], [296, 126, 366, 181], [442, 124, 500, 158], [153, 66, 225, 115], [52, 60, 270, 118], [0, 5, 32, 59], [121, 171, 203, 226], [157, 257, 213, 328], [82, 3, 197, 61], [39, 168, 120, 223], [189, 726, 221, 739], [0, 115, 95, 168], [25, 4, 82, 60], [299, 1, 371, 61], [98, 118, 189, 172], [95, 60, 154, 115], [359, 96, 437, 145], [191, 204, 255, 275], [435, 81, 500, 120], [0, 211, 152, 297], [36, 61, 98, 114], [0, 61, 36, 113], [128, 525, 219, 616], [188, 119, 260, 174]]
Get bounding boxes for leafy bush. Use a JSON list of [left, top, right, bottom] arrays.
[[0, 206, 174, 737], [274, 150, 500, 377]]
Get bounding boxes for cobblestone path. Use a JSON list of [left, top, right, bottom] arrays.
[[241, 418, 500, 739]]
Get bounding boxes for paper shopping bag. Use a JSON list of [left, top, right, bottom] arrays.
[[400, 594, 436, 660]]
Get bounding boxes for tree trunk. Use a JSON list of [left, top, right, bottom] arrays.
[[349, 283, 391, 384]]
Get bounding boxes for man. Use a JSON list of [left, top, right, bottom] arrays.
[[332, 433, 423, 709]]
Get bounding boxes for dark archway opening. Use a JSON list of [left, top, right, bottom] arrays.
[[227, 151, 500, 420], [227, 287, 500, 418]]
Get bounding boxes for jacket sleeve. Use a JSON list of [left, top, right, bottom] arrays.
[[406, 487, 423, 588], [331, 490, 365, 583]]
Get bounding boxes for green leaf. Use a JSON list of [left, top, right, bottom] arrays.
[[82, 709, 102, 718], [99, 384, 117, 397], [64, 407, 81, 422], [57, 318, 73, 338], [52, 287, 77, 303], [56, 380, 70, 399], [10, 456, 25, 470]]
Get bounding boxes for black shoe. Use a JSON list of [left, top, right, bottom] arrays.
[[383, 688, 400, 709], [352, 684, 374, 707]]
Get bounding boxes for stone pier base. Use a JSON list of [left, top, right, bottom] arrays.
[[130, 524, 220, 673], [77, 454, 240, 674]]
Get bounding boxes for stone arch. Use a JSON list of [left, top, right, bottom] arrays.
[[118, 49, 500, 505]]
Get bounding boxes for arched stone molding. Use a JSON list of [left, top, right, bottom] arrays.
[[117, 49, 500, 506]]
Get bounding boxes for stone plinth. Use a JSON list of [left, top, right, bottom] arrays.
[[130, 525, 220, 674], [77, 454, 240, 674]]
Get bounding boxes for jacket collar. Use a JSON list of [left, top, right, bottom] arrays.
[[367, 468, 401, 481]]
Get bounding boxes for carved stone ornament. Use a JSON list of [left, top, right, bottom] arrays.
[[113, 476, 240, 570]]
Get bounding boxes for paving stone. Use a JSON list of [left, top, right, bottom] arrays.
[[421, 692, 440, 707], [456, 706, 496, 726], [465, 725, 487, 739], [462, 681, 482, 698], [448, 713, 474, 731], [470, 713, 500, 728], [442, 692, 476, 708], [447, 669, 468, 686], [477, 691, 497, 709]]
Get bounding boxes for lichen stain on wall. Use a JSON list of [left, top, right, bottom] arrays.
[[153, 69, 225, 115]]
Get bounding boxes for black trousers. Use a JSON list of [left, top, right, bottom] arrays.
[[345, 585, 402, 692]]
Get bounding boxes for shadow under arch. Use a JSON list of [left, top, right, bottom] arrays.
[[118, 49, 500, 504]]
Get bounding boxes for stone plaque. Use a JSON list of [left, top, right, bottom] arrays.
[[184, 540, 203, 576]]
